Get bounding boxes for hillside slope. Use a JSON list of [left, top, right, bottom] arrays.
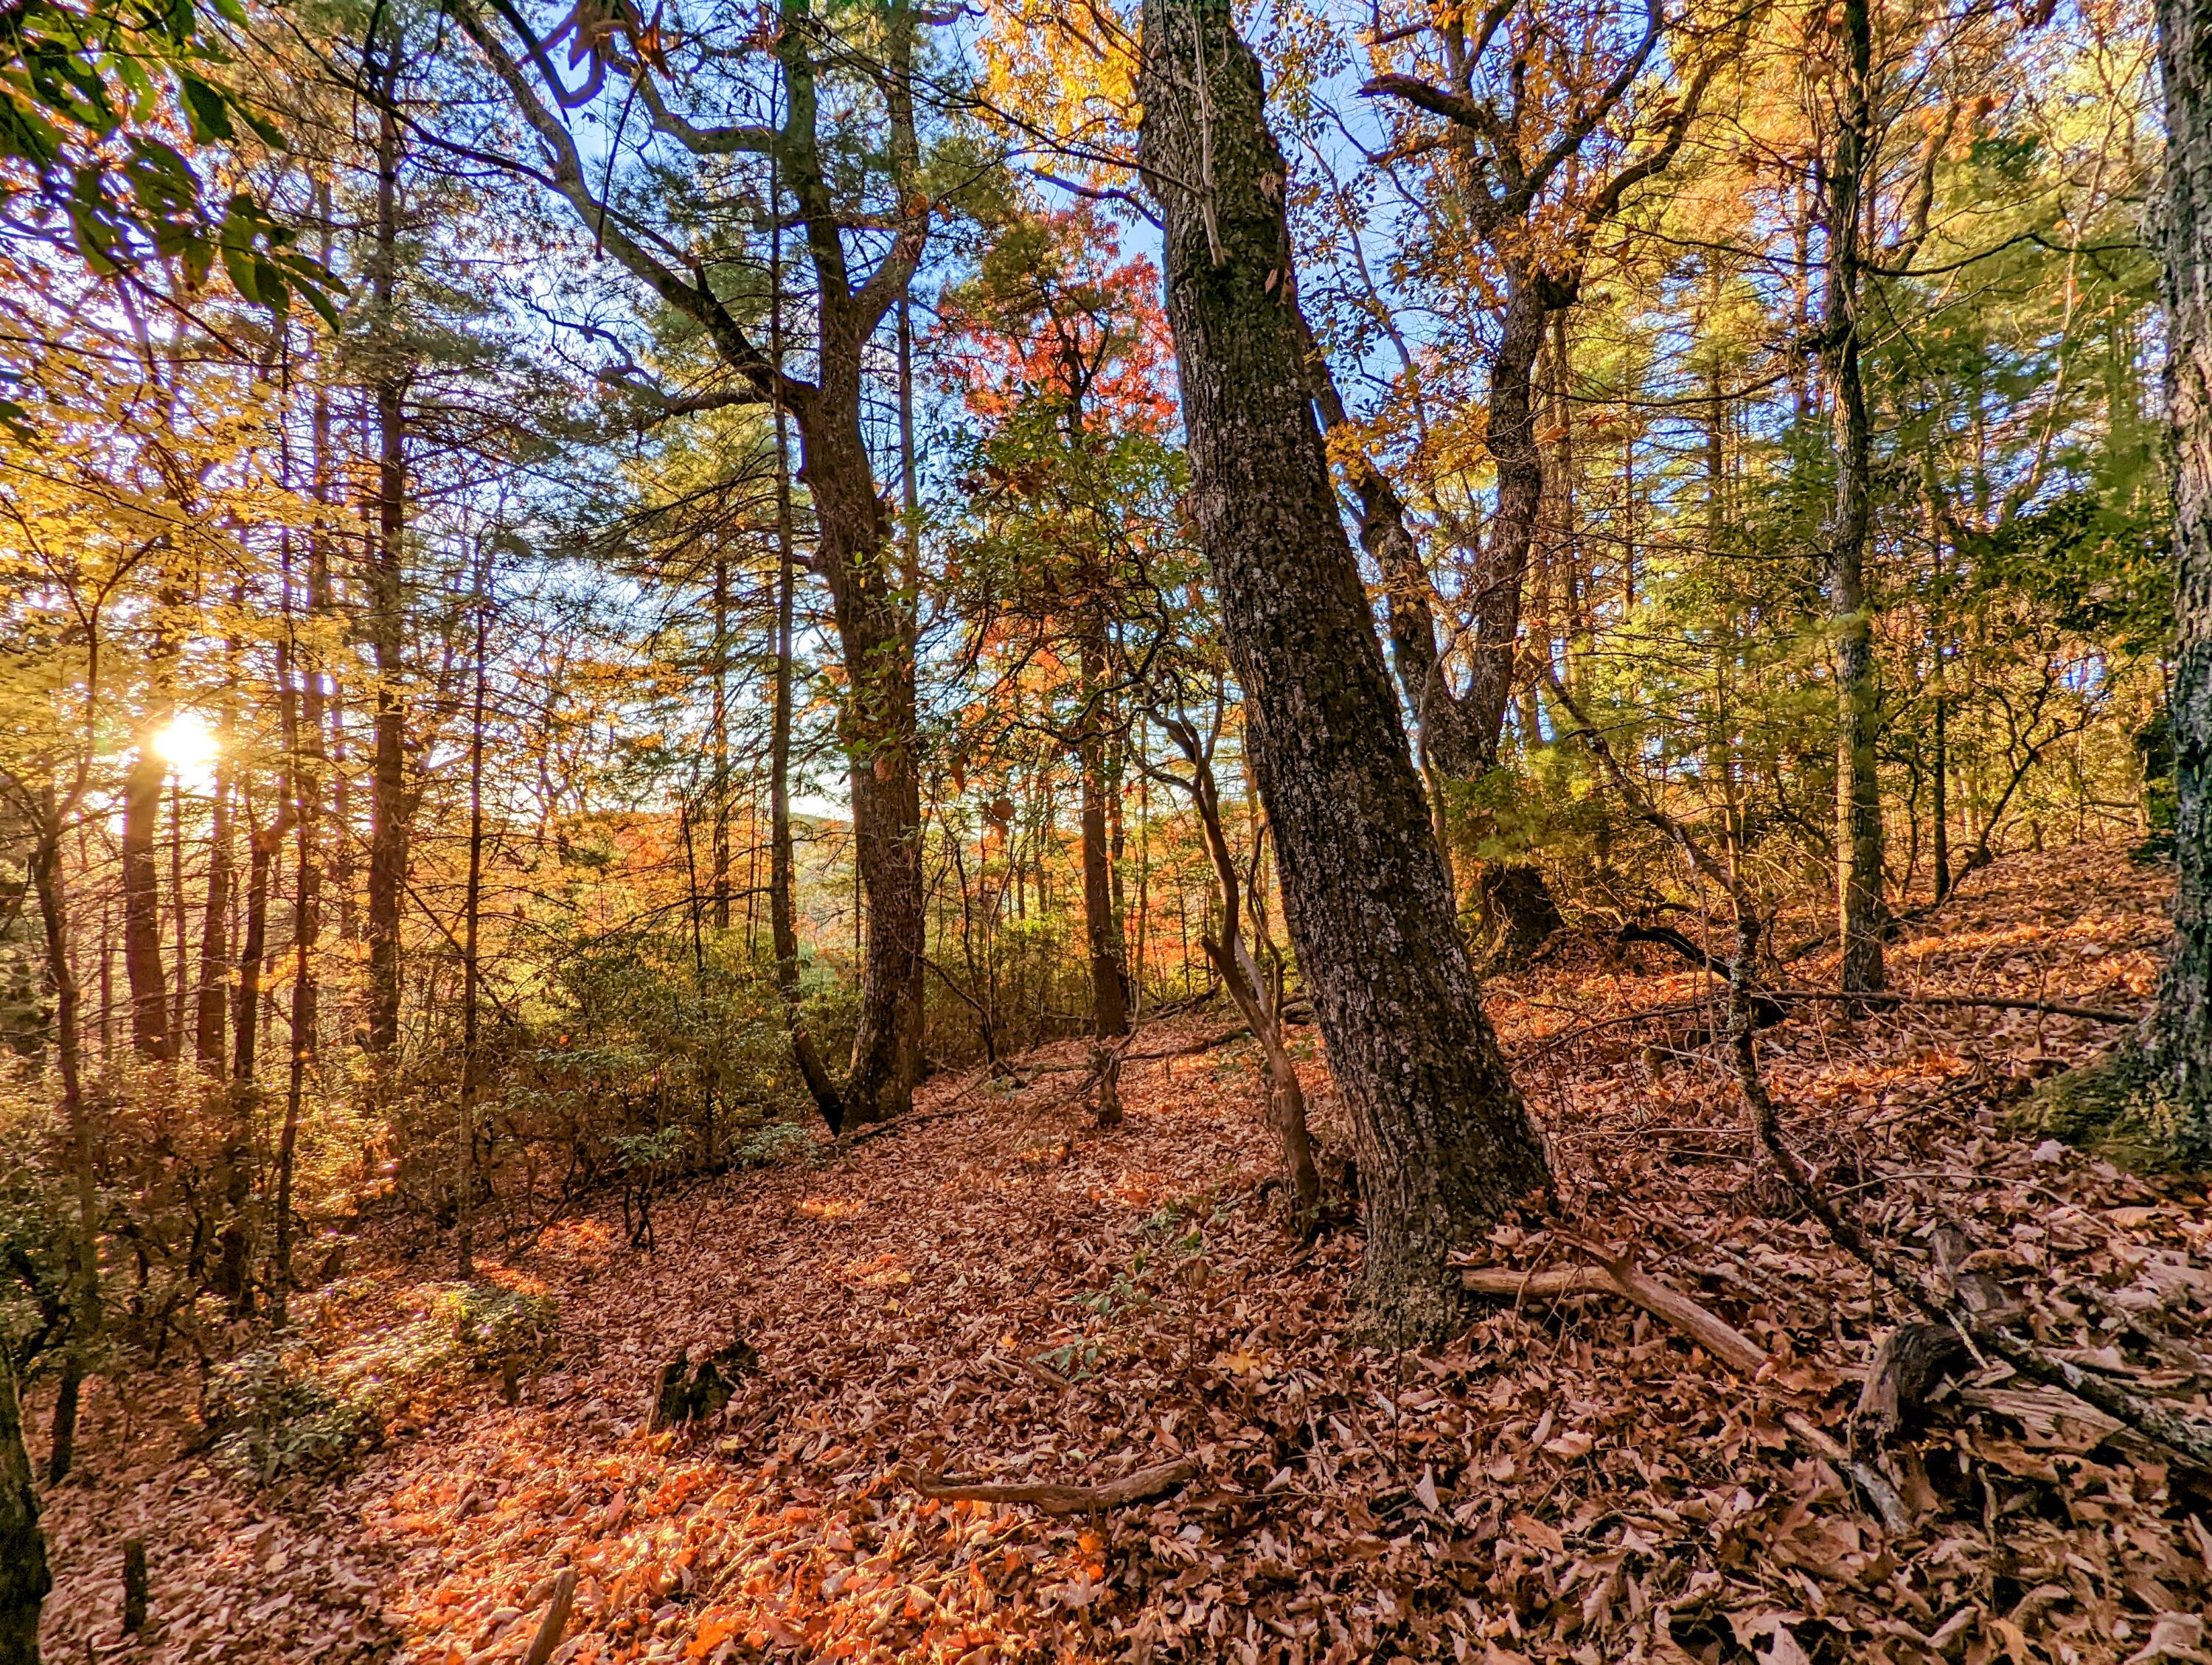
[[35, 844, 2212, 1664]]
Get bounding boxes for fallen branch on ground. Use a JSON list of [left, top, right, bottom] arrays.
[[1764, 988, 2140, 1025], [906, 1456, 1198, 1514], [523, 1570, 577, 1665], [1461, 1254, 1911, 1532], [1731, 978, 2212, 1469]]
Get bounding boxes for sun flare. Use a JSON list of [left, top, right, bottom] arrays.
[[153, 712, 218, 786]]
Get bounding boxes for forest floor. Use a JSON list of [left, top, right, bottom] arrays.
[[32, 841, 2212, 1665]]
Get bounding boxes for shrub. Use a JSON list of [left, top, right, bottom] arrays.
[[201, 1346, 383, 1481], [734, 1119, 816, 1169], [435, 1281, 560, 1372]]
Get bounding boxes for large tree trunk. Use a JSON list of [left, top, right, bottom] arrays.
[[770, 382, 846, 1133], [1138, 0, 1550, 1336], [1079, 628, 1129, 1038], [807, 411, 926, 1126], [0, 1361, 49, 1665], [2153, 0, 2212, 1157], [28, 811, 97, 1499], [119, 726, 170, 1060], [1822, 0, 1887, 995], [365, 50, 409, 1055]]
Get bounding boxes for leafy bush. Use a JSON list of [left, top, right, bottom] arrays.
[[434, 1281, 560, 1372], [201, 1346, 383, 1481], [734, 1119, 816, 1169]]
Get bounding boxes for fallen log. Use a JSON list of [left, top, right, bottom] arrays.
[[907, 1456, 1197, 1515]]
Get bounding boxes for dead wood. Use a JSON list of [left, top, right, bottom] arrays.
[[523, 1568, 576, 1665], [649, 1338, 758, 1429], [907, 1456, 1198, 1515], [1764, 988, 2139, 1026], [1461, 1255, 1913, 1531], [1854, 1324, 1969, 1445], [1733, 994, 2212, 1468]]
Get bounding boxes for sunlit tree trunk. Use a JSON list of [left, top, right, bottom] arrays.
[[1139, 0, 1550, 1336], [1821, 0, 1887, 995], [366, 44, 410, 1054], [120, 718, 170, 1060]]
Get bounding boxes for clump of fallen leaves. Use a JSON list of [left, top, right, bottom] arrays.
[[35, 844, 2212, 1664]]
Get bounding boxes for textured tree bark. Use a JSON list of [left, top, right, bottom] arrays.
[[1079, 629, 1130, 1038], [0, 1363, 48, 1665], [366, 45, 409, 1054], [120, 725, 170, 1060], [770, 378, 846, 1133], [808, 417, 925, 1125], [193, 740, 233, 1074], [1821, 0, 1887, 995], [1139, 0, 1549, 1335], [2153, 0, 2212, 1157]]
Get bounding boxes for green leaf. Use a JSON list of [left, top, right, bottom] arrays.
[[220, 237, 261, 304], [178, 73, 233, 144], [235, 100, 287, 150]]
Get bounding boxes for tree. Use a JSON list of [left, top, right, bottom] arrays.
[[2153, 0, 2212, 1159], [1138, 0, 1550, 1335], [1818, 0, 1886, 995], [935, 203, 1179, 1039], [457, 0, 945, 1123]]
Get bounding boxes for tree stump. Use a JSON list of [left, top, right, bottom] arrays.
[[649, 1337, 759, 1430], [122, 1537, 147, 1633]]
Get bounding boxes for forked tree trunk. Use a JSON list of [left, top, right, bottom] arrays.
[[456, 0, 931, 1125], [2153, 0, 2212, 1158], [1139, 0, 1550, 1335]]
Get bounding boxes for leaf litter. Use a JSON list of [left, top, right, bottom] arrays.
[[34, 843, 2212, 1664]]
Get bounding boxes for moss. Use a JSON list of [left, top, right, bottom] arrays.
[[2006, 1046, 2205, 1174]]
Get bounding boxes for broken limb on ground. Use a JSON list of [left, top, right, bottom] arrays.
[[32, 844, 2212, 1664]]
